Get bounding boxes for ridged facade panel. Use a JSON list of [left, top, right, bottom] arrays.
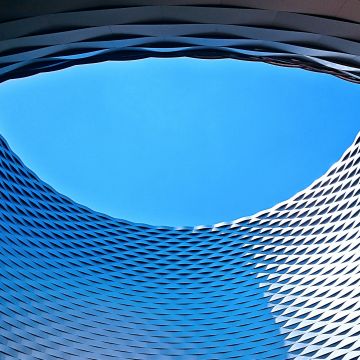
[[0, 1, 359, 83], [0, 2, 360, 358], [0, 134, 359, 359]]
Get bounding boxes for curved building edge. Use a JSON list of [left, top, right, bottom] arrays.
[[0, 132, 359, 359], [0, 1, 359, 83]]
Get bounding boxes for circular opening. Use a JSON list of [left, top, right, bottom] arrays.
[[0, 58, 359, 226]]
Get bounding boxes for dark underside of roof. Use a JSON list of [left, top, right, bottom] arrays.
[[0, 1, 359, 83]]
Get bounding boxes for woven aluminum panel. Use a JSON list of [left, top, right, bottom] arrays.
[[0, 1, 360, 83], [0, 133, 359, 359], [0, 1, 360, 359]]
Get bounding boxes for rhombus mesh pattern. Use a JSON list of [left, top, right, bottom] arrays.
[[0, 1, 360, 83], [1, 1, 360, 359], [0, 133, 359, 359]]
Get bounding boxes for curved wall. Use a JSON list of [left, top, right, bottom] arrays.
[[1, 133, 359, 359], [0, 2, 359, 359], [0, 1, 360, 83], [0, 136, 360, 360]]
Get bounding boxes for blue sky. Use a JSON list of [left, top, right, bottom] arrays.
[[0, 58, 359, 226]]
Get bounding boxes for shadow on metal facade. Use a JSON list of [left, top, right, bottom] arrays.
[[0, 1, 360, 84], [0, 1, 359, 359], [1, 133, 359, 359]]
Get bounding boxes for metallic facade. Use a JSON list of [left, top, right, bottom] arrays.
[[0, 1, 360, 84], [0, 2, 360, 359], [1, 134, 360, 359]]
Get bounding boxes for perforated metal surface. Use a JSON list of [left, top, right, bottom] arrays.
[[1, 134, 359, 359], [0, 1, 360, 83], [1, 2, 360, 359]]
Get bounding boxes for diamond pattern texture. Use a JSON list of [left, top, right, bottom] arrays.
[[0, 1, 360, 83], [1, 2, 360, 358], [0, 133, 359, 359]]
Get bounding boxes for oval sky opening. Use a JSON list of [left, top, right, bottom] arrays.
[[0, 58, 359, 226]]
